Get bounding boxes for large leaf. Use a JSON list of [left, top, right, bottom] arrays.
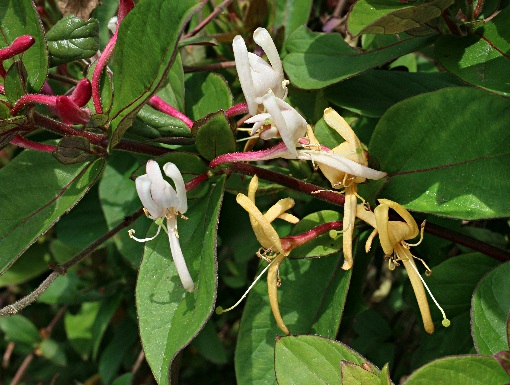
[[347, 0, 453, 36], [325, 70, 465, 117], [184, 72, 233, 120], [136, 167, 224, 385], [275, 335, 380, 385], [192, 110, 236, 161], [0, 151, 104, 274], [368, 87, 510, 219], [274, 0, 313, 40], [472, 261, 510, 356], [283, 26, 435, 89], [46, 15, 99, 67], [109, 0, 203, 148], [404, 355, 510, 385], [234, 253, 353, 384], [0, 0, 48, 91], [435, 7, 510, 97]]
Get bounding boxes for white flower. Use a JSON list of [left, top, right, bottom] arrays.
[[129, 160, 194, 292], [233, 27, 288, 116], [245, 93, 307, 157]]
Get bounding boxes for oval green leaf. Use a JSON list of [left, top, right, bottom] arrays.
[[184, 72, 233, 120], [369, 87, 510, 219], [192, 110, 236, 161], [136, 172, 225, 385], [404, 355, 510, 385], [472, 261, 510, 355], [275, 335, 380, 385]]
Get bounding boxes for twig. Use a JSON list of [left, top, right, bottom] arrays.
[[0, 209, 144, 317], [10, 306, 67, 385], [183, 61, 236, 73], [131, 349, 146, 376], [47, 72, 79, 86], [183, 0, 233, 39]]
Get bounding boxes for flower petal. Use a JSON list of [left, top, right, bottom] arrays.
[[233, 35, 257, 115], [163, 162, 188, 214], [135, 175, 164, 219], [146, 160, 177, 210], [253, 28, 285, 99], [167, 216, 194, 292]]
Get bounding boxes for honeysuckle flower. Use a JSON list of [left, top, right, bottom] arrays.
[[307, 108, 379, 270], [233, 27, 288, 116], [217, 175, 299, 335], [356, 199, 450, 334], [245, 93, 307, 157], [129, 160, 194, 292]]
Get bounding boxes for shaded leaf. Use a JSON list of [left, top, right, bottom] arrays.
[[192, 110, 236, 161], [184, 72, 233, 120], [283, 26, 435, 89], [472, 261, 510, 355], [435, 8, 510, 97], [347, 0, 453, 36], [274, 0, 313, 40]]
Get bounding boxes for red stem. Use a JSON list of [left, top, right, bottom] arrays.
[[92, 33, 117, 113], [226, 102, 249, 117], [10, 135, 56, 153], [281, 221, 343, 252], [185, 172, 210, 191], [148, 96, 193, 129]]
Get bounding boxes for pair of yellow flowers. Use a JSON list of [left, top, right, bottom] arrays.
[[228, 108, 450, 336]]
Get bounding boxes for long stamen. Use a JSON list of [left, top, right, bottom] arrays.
[[406, 257, 451, 327], [128, 225, 162, 242], [216, 262, 272, 314]]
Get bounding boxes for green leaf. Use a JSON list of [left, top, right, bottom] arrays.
[[369, 87, 510, 219], [325, 70, 465, 117], [0, 241, 51, 287], [4, 60, 28, 104], [283, 26, 435, 89], [341, 361, 382, 385], [99, 152, 150, 268], [184, 72, 233, 120], [46, 15, 99, 67], [234, 254, 352, 385], [157, 53, 185, 112], [290, 210, 343, 259], [404, 355, 510, 385], [472, 261, 510, 355], [136, 172, 225, 385], [0, 0, 48, 91], [0, 151, 104, 274], [39, 338, 67, 366], [131, 105, 191, 140], [274, 0, 313, 40], [435, 8, 510, 97], [64, 301, 102, 359], [347, 0, 453, 36], [275, 335, 379, 385], [192, 110, 236, 161], [191, 321, 228, 365], [109, 0, 203, 148], [0, 314, 41, 346]]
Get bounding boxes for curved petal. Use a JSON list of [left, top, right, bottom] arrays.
[[253, 28, 285, 98], [146, 160, 176, 209], [167, 216, 194, 292], [163, 162, 188, 214], [374, 203, 394, 255], [135, 175, 163, 219], [378, 199, 419, 239], [233, 35, 257, 115], [298, 151, 387, 180], [261, 94, 298, 157]]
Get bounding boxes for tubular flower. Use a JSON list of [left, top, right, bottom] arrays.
[[217, 175, 299, 335], [129, 160, 194, 292], [245, 93, 307, 157], [233, 27, 288, 116], [307, 108, 379, 270], [356, 199, 450, 334]]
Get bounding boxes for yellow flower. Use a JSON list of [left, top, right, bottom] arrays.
[[217, 175, 299, 335], [308, 108, 376, 270], [356, 199, 450, 334]]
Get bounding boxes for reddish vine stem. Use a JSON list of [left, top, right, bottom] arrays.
[[183, 0, 233, 39], [183, 61, 236, 73], [425, 222, 510, 262]]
